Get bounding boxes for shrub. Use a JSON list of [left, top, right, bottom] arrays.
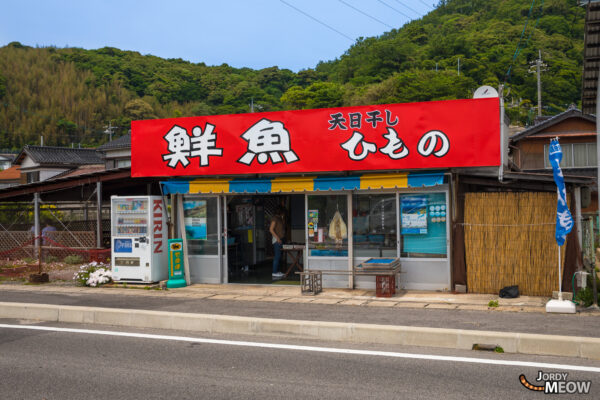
[[45, 255, 59, 263], [575, 287, 594, 308], [488, 300, 499, 308], [73, 261, 112, 287], [63, 254, 84, 264]]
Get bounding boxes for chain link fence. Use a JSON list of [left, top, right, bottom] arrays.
[[0, 201, 111, 266]]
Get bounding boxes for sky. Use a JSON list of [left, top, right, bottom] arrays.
[[0, 0, 436, 72]]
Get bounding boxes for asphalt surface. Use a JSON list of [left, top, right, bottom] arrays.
[[1, 288, 599, 338], [2, 320, 599, 400]]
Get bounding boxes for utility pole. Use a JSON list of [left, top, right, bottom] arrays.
[[104, 122, 116, 142], [529, 50, 547, 117]]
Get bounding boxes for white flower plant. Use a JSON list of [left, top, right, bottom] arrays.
[[73, 261, 112, 287]]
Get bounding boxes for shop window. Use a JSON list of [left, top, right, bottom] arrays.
[[400, 193, 447, 258], [182, 196, 219, 255], [352, 194, 397, 258], [307, 194, 348, 256]]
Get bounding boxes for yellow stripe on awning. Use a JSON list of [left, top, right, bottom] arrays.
[[189, 179, 230, 194], [271, 176, 315, 192], [360, 173, 408, 189]]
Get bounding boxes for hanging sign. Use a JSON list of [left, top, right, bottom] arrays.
[[132, 98, 500, 178]]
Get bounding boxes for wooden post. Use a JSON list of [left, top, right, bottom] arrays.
[[96, 182, 102, 248], [34, 192, 40, 260]]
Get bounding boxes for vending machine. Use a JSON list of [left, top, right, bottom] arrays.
[[111, 195, 168, 283]]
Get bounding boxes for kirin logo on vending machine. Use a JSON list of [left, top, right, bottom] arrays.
[[153, 199, 163, 254]]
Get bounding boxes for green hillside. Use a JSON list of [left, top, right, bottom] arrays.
[[0, 0, 585, 148]]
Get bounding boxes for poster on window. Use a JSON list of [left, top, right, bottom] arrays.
[[183, 200, 207, 240], [401, 197, 428, 234], [308, 210, 318, 237]]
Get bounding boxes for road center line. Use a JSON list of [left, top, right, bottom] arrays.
[[2, 323, 599, 373]]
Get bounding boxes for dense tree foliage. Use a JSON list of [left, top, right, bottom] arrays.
[[0, 0, 586, 148]]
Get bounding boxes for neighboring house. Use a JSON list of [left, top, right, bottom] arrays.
[[97, 133, 131, 170], [509, 107, 597, 214], [0, 166, 21, 188], [13, 145, 104, 184], [0, 154, 16, 170]]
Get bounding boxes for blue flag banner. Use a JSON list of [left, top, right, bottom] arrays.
[[548, 139, 574, 246]]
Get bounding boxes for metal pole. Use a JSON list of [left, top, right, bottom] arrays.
[[558, 244, 562, 301], [96, 182, 102, 248], [34, 192, 40, 261], [594, 61, 600, 307], [498, 84, 505, 182]]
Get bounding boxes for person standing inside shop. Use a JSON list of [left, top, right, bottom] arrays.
[[270, 206, 286, 280]]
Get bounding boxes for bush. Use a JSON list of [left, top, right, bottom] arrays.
[[45, 255, 59, 263], [575, 287, 594, 308], [63, 255, 84, 264], [488, 300, 499, 308], [73, 261, 112, 287]]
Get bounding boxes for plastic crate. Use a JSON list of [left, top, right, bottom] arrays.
[[376, 275, 396, 297]]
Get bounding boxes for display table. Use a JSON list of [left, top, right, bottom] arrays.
[[282, 245, 304, 278], [298, 257, 401, 297], [354, 258, 401, 297]]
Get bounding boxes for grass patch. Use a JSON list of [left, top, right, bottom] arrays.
[[488, 300, 499, 308]]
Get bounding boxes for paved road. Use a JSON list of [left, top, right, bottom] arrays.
[[1, 320, 599, 400], [1, 289, 599, 338]]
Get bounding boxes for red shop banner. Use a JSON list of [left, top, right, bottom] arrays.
[[131, 97, 500, 178]]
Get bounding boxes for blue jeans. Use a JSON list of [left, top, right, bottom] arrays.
[[273, 241, 283, 273]]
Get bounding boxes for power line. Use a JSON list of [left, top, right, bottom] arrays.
[[338, 0, 395, 29], [391, 0, 423, 16], [416, 0, 434, 9], [377, 0, 412, 20], [503, 0, 539, 83], [279, 0, 354, 42]]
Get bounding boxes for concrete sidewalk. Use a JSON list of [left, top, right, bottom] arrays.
[[1, 282, 600, 361], [0, 281, 553, 312]]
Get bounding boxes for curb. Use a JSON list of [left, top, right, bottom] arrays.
[[2, 301, 600, 360]]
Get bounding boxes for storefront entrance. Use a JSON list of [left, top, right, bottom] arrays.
[[169, 172, 450, 290], [226, 194, 305, 284]]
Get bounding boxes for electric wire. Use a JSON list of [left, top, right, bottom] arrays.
[[338, 0, 395, 29], [504, 0, 541, 84], [377, 0, 413, 20], [415, 0, 434, 9], [279, 0, 354, 42], [391, 0, 423, 16]]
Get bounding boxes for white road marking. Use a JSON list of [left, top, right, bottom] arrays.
[[2, 323, 600, 373]]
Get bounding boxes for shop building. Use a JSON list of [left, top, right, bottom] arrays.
[[131, 97, 502, 291]]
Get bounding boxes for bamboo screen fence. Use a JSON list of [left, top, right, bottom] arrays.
[[464, 192, 565, 296]]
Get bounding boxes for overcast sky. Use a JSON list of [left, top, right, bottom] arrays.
[[0, 0, 435, 71]]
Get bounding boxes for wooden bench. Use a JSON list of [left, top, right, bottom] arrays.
[[298, 264, 402, 296]]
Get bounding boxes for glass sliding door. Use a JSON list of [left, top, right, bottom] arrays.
[[182, 195, 222, 283], [352, 193, 397, 258], [399, 192, 447, 258], [306, 193, 349, 288], [398, 191, 451, 291]]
